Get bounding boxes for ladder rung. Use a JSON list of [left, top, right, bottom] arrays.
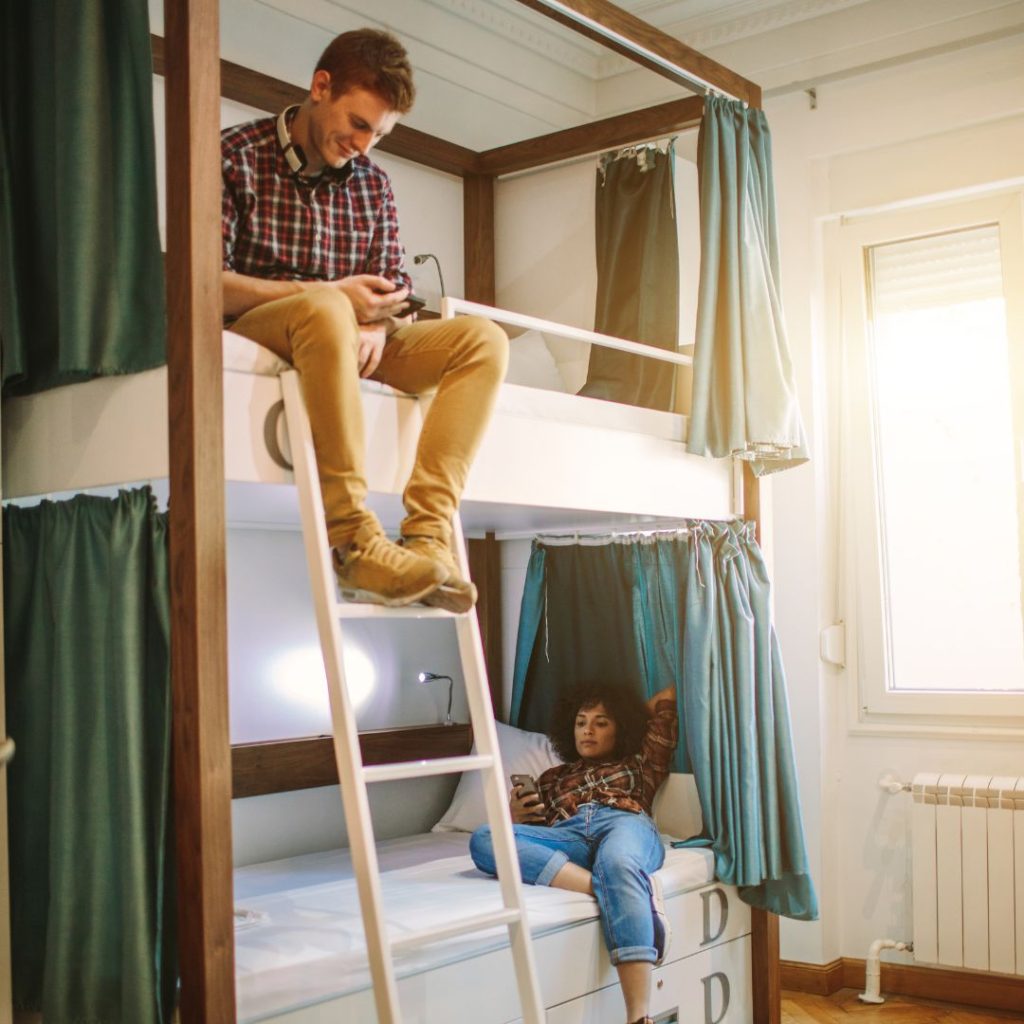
[[333, 600, 459, 620], [362, 753, 493, 783], [390, 907, 523, 953]]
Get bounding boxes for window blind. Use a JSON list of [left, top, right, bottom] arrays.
[[869, 223, 1003, 314]]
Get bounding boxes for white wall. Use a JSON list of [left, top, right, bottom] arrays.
[[226, 527, 468, 865], [767, 30, 1024, 965]]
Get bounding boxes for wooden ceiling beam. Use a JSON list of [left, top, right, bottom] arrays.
[[511, 0, 760, 107], [478, 94, 704, 177]]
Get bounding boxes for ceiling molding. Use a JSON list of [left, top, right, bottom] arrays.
[[291, 0, 604, 75], [597, 0, 873, 76], [427, 0, 602, 74]]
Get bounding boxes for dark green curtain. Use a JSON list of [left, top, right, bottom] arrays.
[[578, 144, 679, 411], [687, 97, 808, 474], [510, 525, 817, 920], [0, 0, 166, 396], [4, 488, 177, 1022]]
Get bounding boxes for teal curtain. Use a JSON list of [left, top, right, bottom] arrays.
[[3, 489, 177, 1022], [578, 144, 679, 411], [687, 97, 808, 475], [510, 525, 817, 920], [0, 0, 166, 396]]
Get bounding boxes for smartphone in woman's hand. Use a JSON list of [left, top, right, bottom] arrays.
[[510, 773, 538, 795]]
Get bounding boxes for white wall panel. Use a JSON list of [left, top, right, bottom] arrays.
[[960, 777, 990, 972], [987, 778, 1017, 975], [910, 792, 938, 965]]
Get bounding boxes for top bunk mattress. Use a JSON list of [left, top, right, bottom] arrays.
[[232, 830, 717, 1022], [2, 328, 736, 526]]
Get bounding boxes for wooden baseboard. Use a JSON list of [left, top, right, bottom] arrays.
[[780, 958, 844, 996], [781, 956, 1024, 1014]]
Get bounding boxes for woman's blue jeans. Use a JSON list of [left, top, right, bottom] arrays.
[[469, 803, 665, 964]]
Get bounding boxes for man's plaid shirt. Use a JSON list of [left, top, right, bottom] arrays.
[[221, 110, 412, 292], [537, 698, 678, 824]]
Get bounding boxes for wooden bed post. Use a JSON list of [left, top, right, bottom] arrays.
[[468, 532, 504, 715], [164, 0, 236, 1019], [744, 462, 782, 1024], [463, 173, 496, 304]]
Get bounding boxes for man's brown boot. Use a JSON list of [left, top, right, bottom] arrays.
[[333, 524, 446, 607], [400, 535, 477, 614]]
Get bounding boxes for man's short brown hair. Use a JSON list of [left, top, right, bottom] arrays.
[[315, 29, 415, 114]]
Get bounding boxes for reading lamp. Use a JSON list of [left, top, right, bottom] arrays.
[[418, 671, 454, 726], [412, 253, 446, 299]]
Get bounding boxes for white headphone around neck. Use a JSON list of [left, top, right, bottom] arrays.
[[276, 105, 307, 174]]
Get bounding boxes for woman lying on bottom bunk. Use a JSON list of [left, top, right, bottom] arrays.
[[471, 683, 677, 1024]]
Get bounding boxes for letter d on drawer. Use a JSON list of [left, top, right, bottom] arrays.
[[701, 971, 731, 1024], [700, 887, 729, 945]]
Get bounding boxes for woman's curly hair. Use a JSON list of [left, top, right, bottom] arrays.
[[547, 683, 651, 763]]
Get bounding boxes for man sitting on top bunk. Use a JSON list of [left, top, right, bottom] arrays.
[[221, 28, 508, 612]]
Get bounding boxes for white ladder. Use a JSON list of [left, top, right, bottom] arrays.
[[279, 369, 546, 1024]]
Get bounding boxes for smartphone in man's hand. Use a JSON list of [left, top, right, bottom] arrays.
[[401, 293, 427, 315]]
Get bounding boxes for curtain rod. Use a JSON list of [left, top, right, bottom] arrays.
[[531, 0, 744, 103], [534, 526, 699, 546]]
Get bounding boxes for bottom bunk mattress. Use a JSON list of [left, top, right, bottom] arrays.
[[233, 831, 751, 1024]]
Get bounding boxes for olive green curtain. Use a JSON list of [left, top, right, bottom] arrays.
[[0, 0, 166, 396], [578, 145, 679, 411], [3, 488, 177, 1022], [687, 97, 808, 474], [510, 526, 818, 920]]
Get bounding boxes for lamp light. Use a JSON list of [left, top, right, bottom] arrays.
[[412, 253, 446, 299], [418, 670, 455, 726]]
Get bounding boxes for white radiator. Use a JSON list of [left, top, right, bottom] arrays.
[[911, 773, 1024, 976]]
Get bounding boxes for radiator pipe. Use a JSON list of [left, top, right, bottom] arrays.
[[858, 938, 912, 1004]]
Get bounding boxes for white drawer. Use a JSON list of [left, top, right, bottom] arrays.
[[546, 935, 752, 1024], [664, 882, 751, 963]]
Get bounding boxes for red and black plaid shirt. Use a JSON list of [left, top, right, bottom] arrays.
[[221, 110, 411, 291], [537, 699, 678, 824]]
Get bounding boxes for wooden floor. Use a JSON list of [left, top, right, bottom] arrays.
[[783, 989, 1024, 1024]]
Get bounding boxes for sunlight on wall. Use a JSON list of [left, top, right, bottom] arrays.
[[270, 642, 377, 716]]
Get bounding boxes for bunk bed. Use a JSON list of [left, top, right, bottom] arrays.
[[4, 1, 782, 1020], [2, 311, 749, 1024]]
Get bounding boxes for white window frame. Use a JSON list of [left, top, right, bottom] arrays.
[[828, 189, 1024, 733]]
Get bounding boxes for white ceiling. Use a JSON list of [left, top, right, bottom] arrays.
[[216, 0, 1024, 149]]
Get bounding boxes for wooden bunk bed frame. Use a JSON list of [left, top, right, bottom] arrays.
[[160, 1, 776, 1020]]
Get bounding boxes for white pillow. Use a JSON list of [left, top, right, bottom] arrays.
[[505, 329, 567, 392], [432, 721, 562, 833]]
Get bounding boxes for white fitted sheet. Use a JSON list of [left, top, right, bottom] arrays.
[[222, 329, 685, 439], [233, 831, 715, 1022]]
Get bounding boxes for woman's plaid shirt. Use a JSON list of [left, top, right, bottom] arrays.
[[537, 699, 678, 823], [221, 112, 412, 291]]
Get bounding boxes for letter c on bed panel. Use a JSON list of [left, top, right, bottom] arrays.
[[701, 971, 731, 1024], [700, 887, 729, 945]]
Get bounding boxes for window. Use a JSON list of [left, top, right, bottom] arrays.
[[832, 192, 1024, 728]]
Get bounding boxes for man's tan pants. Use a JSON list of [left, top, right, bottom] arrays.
[[232, 286, 508, 548]]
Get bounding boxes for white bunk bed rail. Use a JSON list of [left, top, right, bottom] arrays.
[[441, 297, 694, 368]]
